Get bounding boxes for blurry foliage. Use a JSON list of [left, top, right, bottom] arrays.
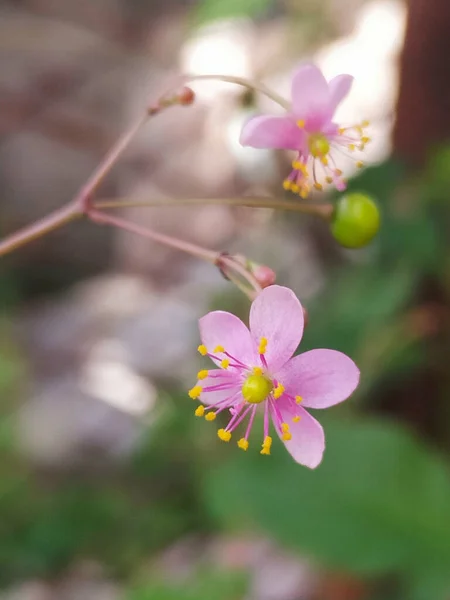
[[202, 416, 450, 599], [126, 571, 248, 600], [194, 0, 272, 24]]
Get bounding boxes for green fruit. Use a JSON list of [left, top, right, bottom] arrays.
[[331, 193, 380, 249]]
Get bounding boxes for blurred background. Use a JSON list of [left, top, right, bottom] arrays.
[[0, 0, 449, 599]]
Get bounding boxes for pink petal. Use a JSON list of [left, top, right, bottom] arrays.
[[276, 404, 325, 468], [197, 369, 242, 405], [199, 311, 257, 368], [239, 114, 303, 150], [275, 349, 360, 409], [249, 285, 304, 373], [328, 74, 354, 113], [290, 63, 330, 122]]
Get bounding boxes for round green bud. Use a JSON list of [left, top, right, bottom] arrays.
[[242, 374, 273, 404], [331, 192, 380, 249]]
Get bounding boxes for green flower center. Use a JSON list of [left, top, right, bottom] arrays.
[[308, 133, 330, 158], [242, 374, 273, 404]]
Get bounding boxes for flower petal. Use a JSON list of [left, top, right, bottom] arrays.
[[276, 404, 325, 468], [199, 311, 257, 368], [328, 74, 354, 112], [249, 285, 304, 372], [239, 114, 303, 150], [197, 370, 242, 405], [276, 349, 360, 409], [291, 63, 330, 120]]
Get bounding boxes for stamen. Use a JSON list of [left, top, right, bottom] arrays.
[[217, 428, 231, 442], [214, 345, 225, 353], [205, 411, 216, 421], [297, 119, 305, 128], [197, 345, 208, 356], [220, 358, 230, 369], [197, 370, 208, 380], [253, 367, 263, 376], [292, 415, 301, 423], [260, 436, 272, 455], [188, 386, 202, 399], [273, 383, 285, 399], [283, 179, 292, 190], [295, 396, 303, 404], [237, 438, 249, 451], [195, 405, 205, 417], [281, 422, 292, 441], [258, 337, 268, 355]]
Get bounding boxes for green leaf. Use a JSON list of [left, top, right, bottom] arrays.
[[194, 0, 272, 24], [202, 416, 450, 577]]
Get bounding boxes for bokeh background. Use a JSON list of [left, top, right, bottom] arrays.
[[0, 0, 449, 599]]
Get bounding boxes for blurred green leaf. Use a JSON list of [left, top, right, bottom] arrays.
[[202, 416, 450, 578], [126, 570, 248, 600], [194, 0, 272, 24]]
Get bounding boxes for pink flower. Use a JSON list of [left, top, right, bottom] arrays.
[[240, 63, 370, 199], [189, 285, 359, 468]]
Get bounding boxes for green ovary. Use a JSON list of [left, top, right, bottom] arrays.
[[242, 374, 273, 404], [308, 133, 330, 158]]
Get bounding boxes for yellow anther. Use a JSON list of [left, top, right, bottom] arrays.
[[205, 411, 216, 421], [292, 415, 301, 423], [348, 143, 356, 152], [356, 161, 364, 169], [295, 395, 303, 404], [188, 386, 202, 399], [281, 423, 290, 434], [283, 179, 292, 190], [253, 367, 263, 376], [335, 169, 343, 176], [320, 156, 329, 166], [338, 127, 346, 135], [362, 120, 370, 127], [282, 432, 292, 441], [258, 337, 268, 355], [198, 345, 208, 356], [195, 405, 205, 417], [314, 182, 323, 191], [220, 359, 230, 369], [325, 176, 333, 184], [291, 184, 300, 193], [292, 160, 302, 170], [197, 370, 208, 380], [260, 435, 272, 455], [297, 119, 305, 128], [298, 163, 308, 175], [217, 428, 231, 442], [273, 384, 285, 399], [300, 189, 309, 199], [237, 438, 249, 451], [361, 136, 371, 144], [214, 345, 225, 353]]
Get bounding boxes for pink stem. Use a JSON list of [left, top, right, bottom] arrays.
[[0, 201, 81, 258], [88, 208, 218, 263]]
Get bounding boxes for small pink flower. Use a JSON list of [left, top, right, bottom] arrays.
[[240, 63, 370, 198], [189, 285, 359, 468]]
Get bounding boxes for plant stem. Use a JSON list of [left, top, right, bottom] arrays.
[[88, 209, 218, 263], [94, 196, 334, 220], [0, 201, 81, 258], [75, 112, 150, 211], [183, 74, 290, 109]]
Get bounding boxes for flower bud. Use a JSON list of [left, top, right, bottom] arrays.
[[331, 192, 380, 249], [251, 264, 276, 288], [178, 86, 195, 106]]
